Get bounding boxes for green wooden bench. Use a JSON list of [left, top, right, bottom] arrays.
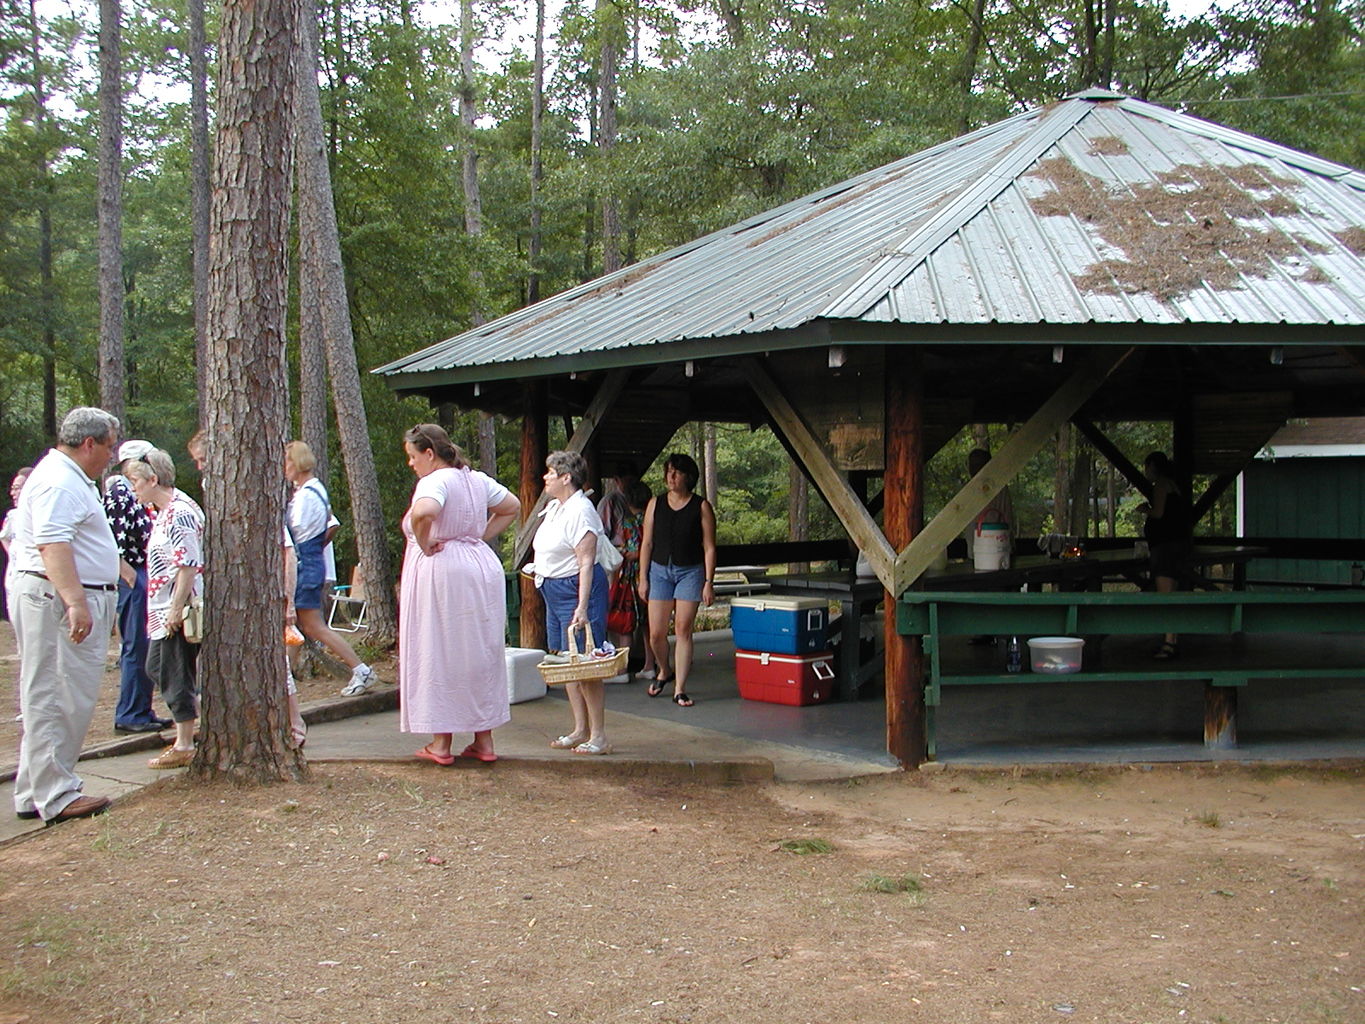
[[897, 590, 1365, 757]]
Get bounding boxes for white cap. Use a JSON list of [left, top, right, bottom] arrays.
[[118, 439, 154, 462]]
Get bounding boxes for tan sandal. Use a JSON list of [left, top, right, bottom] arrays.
[[148, 746, 194, 769]]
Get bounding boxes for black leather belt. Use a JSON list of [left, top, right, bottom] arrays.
[[19, 570, 118, 592]]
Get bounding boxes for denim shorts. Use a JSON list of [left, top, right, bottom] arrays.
[[541, 566, 608, 652], [647, 562, 704, 603]]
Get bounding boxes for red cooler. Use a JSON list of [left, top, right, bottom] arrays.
[[735, 649, 835, 706]]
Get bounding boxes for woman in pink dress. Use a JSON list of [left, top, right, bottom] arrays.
[[399, 424, 521, 764]]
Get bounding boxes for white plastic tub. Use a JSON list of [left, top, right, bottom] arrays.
[[1027, 636, 1085, 674], [505, 646, 549, 703]]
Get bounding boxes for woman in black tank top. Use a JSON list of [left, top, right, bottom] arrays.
[[636, 453, 717, 707]]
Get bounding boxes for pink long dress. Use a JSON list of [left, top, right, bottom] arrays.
[[399, 466, 510, 734]]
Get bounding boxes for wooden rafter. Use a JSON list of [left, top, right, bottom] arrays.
[[891, 348, 1134, 595], [1072, 417, 1152, 500], [1192, 473, 1238, 523], [745, 357, 896, 588]]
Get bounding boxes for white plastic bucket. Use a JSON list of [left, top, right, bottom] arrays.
[[1027, 636, 1085, 673], [974, 524, 1010, 572]]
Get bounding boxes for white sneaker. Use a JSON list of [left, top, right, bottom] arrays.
[[340, 664, 375, 696]]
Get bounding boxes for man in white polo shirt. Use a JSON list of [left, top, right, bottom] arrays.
[[11, 407, 121, 826]]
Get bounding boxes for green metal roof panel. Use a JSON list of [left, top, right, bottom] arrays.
[[377, 91, 1365, 384]]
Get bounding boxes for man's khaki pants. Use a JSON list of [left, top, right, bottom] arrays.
[[11, 574, 115, 820]]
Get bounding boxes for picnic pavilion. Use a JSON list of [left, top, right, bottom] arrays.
[[376, 89, 1365, 767]]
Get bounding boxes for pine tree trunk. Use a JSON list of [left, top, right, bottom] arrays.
[[27, 0, 57, 439], [1101, 0, 1117, 88], [703, 422, 718, 502], [459, 0, 482, 246], [297, 2, 328, 477], [1053, 423, 1071, 535], [713, 0, 744, 44], [1069, 444, 1091, 537], [195, 0, 305, 783], [581, 79, 597, 282], [788, 462, 809, 574], [295, 0, 396, 643], [299, 258, 329, 481], [597, 0, 621, 274], [954, 0, 986, 134], [189, 0, 210, 411], [458, 0, 492, 473], [1106, 458, 1117, 537], [527, 0, 544, 305], [97, 0, 125, 423]]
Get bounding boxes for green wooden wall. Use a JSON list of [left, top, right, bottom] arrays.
[[1243, 457, 1365, 585]]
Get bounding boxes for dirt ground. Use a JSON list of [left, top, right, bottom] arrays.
[[0, 759, 1360, 1024], [0, 624, 393, 762]]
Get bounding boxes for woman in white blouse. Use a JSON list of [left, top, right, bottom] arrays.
[[531, 450, 612, 755]]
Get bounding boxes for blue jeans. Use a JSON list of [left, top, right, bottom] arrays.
[[114, 568, 159, 727]]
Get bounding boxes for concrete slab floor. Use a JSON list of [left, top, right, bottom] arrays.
[[5, 629, 1361, 844]]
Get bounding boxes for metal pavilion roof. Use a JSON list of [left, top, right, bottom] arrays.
[[376, 89, 1365, 391]]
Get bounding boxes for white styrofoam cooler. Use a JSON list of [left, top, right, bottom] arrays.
[[505, 647, 548, 703]]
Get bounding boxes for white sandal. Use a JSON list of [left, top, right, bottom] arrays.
[[572, 740, 613, 756], [550, 734, 586, 749]]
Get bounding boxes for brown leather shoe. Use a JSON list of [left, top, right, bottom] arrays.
[[44, 794, 110, 827]]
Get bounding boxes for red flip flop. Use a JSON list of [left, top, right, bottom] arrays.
[[415, 745, 455, 766], [459, 744, 498, 763]]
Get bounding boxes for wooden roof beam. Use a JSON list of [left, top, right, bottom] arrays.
[[892, 348, 1134, 595], [1072, 417, 1153, 500]]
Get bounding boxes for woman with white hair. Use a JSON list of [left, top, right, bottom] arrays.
[[125, 449, 205, 769]]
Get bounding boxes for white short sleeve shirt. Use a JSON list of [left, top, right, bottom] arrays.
[[11, 448, 119, 585], [531, 490, 602, 581]]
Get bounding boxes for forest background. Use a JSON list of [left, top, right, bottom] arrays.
[[2, 0, 1362, 579]]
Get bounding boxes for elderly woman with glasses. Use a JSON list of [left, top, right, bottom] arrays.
[[399, 424, 521, 765], [124, 448, 205, 769], [531, 450, 614, 755]]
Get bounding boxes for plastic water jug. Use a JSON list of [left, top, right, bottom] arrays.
[[974, 523, 1010, 572]]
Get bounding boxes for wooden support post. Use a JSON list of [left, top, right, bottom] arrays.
[[884, 347, 925, 769], [1204, 684, 1238, 749], [518, 380, 548, 651]]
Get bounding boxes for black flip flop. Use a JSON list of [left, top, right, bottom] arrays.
[[647, 677, 671, 697], [672, 692, 694, 707]]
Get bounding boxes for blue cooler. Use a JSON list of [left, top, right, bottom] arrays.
[[730, 595, 828, 654]]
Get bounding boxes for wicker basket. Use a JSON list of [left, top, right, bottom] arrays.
[[537, 623, 628, 686]]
